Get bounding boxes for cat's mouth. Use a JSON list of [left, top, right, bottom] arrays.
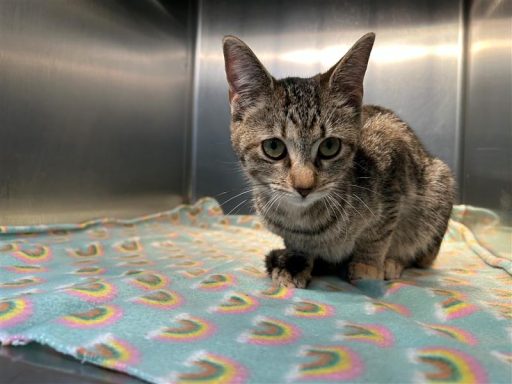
[[282, 190, 328, 208]]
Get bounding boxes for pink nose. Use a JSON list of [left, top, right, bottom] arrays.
[[295, 187, 312, 198]]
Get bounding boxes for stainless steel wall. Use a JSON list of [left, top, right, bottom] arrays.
[[1, 0, 509, 223], [192, 0, 465, 213], [0, 0, 195, 224], [463, 0, 511, 222]]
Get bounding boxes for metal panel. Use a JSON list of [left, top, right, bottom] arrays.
[[463, 0, 511, 222], [192, 0, 464, 213], [0, 0, 195, 224]]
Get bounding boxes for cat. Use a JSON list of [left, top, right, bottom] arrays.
[[222, 33, 455, 288]]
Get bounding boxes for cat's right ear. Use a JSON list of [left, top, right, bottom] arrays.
[[222, 36, 273, 106]]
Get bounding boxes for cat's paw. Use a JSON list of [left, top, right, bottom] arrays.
[[265, 249, 312, 289], [348, 262, 384, 281], [384, 259, 405, 280]]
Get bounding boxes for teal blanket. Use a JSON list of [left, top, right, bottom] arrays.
[[1, 198, 511, 383]]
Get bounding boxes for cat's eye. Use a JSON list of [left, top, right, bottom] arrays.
[[318, 137, 341, 159], [262, 138, 287, 160]]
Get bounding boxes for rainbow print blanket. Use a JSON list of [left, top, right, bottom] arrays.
[[1, 198, 511, 383]]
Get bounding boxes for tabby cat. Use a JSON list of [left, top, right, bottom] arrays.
[[222, 33, 455, 288]]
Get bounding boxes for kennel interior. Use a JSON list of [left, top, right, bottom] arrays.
[[0, 1, 510, 383]]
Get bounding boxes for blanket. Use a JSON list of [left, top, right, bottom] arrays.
[[1, 198, 511, 383]]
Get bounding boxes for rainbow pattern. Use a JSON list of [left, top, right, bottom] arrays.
[[87, 228, 109, 239], [180, 268, 209, 279], [58, 305, 122, 328], [293, 345, 363, 381], [422, 324, 478, 346], [132, 289, 183, 309], [412, 347, 487, 383], [148, 314, 215, 342], [67, 242, 104, 258], [119, 260, 154, 267], [177, 351, 247, 384], [13, 245, 52, 264], [240, 316, 300, 346], [213, 292, 259, 314], [288, 300, 334, 318], [237, 265, 266, 278], [73, 266, 106, 275], [48, 230, 71, 242], [441, 277, 471, 286], [436, 297, 479, 321], [4, 265, 47, 274], [197, 274, 235, 291], [431, 288, 465, 298], [172, 260, 204, 269], [369, 301, 412, 317], [0, 298, 33, 328], [151, 240, 178, 250], [385, 281, 417, 296], [118, 254, 145, 260], [0, 242, 19, 252], [257, 285, 294, 300], [65, 281, 117, 303], [0, 277, 44, 288], [76, 334, 139, 370], [123, 269, 144, 277], [114, 238, 142, 253], [127, 272, 170, 290], [337, 322, 394, 348]]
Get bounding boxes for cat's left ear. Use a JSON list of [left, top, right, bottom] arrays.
[[322, 33, 375, 109]]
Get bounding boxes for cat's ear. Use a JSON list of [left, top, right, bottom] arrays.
[[223, 35, 273, 106], [322, 33, 375, 109]]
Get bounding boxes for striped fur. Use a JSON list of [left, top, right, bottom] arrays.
[[223, 33, 455, 287]]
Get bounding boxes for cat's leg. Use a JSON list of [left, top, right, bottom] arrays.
[[384, 159, 454, 279], [414, 160, 454, 269], [414, 237, 443, 269], [265, 249, 314, 288], [384, 231, 443, 279], [348, 239, 390, 281]]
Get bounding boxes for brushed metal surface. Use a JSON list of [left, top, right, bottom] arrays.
[[463, 0, 511, 222], [192, 0, 464, 213], [0, 0, 195, 224]]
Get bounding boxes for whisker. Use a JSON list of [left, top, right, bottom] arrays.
[[226, 199, 248, 215], [330, 190, 367, 226], [219, 189, 254, 207], [351, 193, 376, 218], [326, 194, 349, 242], [349, 184, 384, 198], [265, 192, 283, 216]]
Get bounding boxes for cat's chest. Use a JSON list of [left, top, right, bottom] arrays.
[[263, 217, 356, 262]]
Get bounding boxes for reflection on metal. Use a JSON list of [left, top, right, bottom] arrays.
[[192, 0, 464, 214], [0, 0, 195, 224], [463, 0, 511, 223], [279, 42, 460, 65]]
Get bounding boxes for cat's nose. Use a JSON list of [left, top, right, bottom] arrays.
[[295, 187, 313, 198]]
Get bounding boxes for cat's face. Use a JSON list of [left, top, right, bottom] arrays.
[[223, 33, 375, 212]]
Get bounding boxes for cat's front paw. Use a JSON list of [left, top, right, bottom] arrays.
[[348, 261, 384, 281], [265, 249, 313, 289], [384, 259, 405, 280]]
